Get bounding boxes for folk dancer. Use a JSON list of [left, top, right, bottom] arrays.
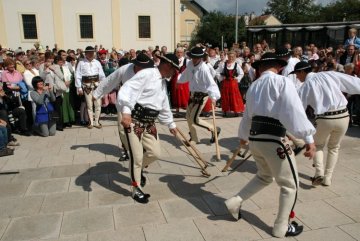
[[215, 50, 245, 117], [75, 46, 106, 129], [295, 61, 360, 186], [276, 47, 305, 155], [93, 54, 154, 161], [119, 54, 179, 203], [178, 47, 221, 144], [225, 53, 316, 238]]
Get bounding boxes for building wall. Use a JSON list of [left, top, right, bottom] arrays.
[[179, 1, 202, 44], [0, 0, 182, 51], [2, 0, 56, 50]]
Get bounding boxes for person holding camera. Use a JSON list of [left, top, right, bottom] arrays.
[[30, 76, 56, 137]]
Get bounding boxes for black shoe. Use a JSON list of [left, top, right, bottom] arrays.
[[118, 151, 129, 161], [140, 171, 146, 187], [210, 127, 221, 143], [132, 187, 149, 204], [56, 127, 64, 131], [203, 112, 210, 117], [19, 130, 32, 136], [293, 145, 306, 156], [311, 176, 324, 186], [80, 121, 88, 126], [0, 147, 14, 157], [285, 221, 303, 237]]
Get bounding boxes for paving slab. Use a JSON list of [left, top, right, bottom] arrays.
[[324, 194, 360, 222], [88, 226, 145, 241], [143, 219, 204, 241], [296, 227, 356, 241], [1, 213, 62, 241], [69, 174, 110, 192], [25, 177, 70, 196], [51, 164, 90, 178], [159, 197, 213, 222], [194, 216, 262, 241], [43, 234, 88, 241], [339, 223, 360, 240], [89, 189, 133, 207], [0, 196, 43, 219], [0, 182, 29, 198], [10, 167, 53, 183], [114, 202, 166, 228], [296, 200, 354, 230], [61, 207, 114, 235], [40, 192, 88, 213], [0, 218, 10, 239]]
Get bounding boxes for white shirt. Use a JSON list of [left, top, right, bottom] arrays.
[[298, 71, 360, 115], [216, 62, 244, 83], [75, 58, 105, 89], [93, 63, 137, 112], [239, 70, 315, 144], [118, 68, 175, 129], [282, 57, 301, 89], [23, 68, 39, 91], [178, 60, 221, 101], [208, 56, 219, 67]]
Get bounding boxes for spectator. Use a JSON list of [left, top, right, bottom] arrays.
[[340, 44, 356, 66], [30, 76, 56, 137], [14, 48, 26, 74], [344, 28, 360, 49], [0, 120, 14, 157]]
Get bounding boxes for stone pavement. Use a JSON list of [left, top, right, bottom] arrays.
[[0, 112, 360, 241]]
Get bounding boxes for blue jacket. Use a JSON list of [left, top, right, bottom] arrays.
[[344, 36, 360, 49]]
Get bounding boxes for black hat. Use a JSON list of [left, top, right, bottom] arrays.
[[84, 46, 95, 52], [157, 53, 180, 70], [186, 46, 205, 58], [251, 52, 288, 69], [118, 57, 129, 67], [132, 53, 154, 68], [289, 61, 312, 74], [276, 47, 292, 58]]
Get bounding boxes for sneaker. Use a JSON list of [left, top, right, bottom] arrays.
[[210, 127, 221, 143], [7, 141, 20, 147], [225, 196, 242, 220], [285, 221, 303, 237], [140, 171, 146, 188], [132, 187, 150, 204], [0, 147, 14, 157], [311, 176, 324, 186]]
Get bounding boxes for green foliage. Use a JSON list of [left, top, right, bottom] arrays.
[[190, 11, 246, 48], [265, 0, 360, 23], [318, 0, 360, 22]]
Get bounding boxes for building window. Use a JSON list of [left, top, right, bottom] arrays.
[[138, 16, 151, 38], [79, 15, 94, 39], [21, 14, 38, 39]]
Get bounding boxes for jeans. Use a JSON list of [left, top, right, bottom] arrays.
[[0, 126, 8, 149]]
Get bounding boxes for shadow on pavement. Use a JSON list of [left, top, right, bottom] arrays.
[[75, 161, 131, 197], [71, 143, 121, 157]]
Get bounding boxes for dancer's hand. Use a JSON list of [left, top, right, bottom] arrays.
[[240, 139, 248, 146], [304, 143, 316, 159], [121, 113, 132, 128]]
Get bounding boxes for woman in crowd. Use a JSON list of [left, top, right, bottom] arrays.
[[216, 51, 245, 117], [30, 76, 56, 137]]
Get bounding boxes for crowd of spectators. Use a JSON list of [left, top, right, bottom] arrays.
[[0, 27, 359, 157]]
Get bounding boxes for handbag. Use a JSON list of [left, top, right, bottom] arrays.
[[35, 96, 54, 124]]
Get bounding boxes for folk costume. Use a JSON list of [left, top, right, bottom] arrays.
[[75, 46, 106, 128], [216, 61, 245, 115], [225, 53, 316, 238], [93, 54, 152, 161], [118, 54, 179, 203], [296, 62, 360, 186], [170, 56, 190, 111], [178, 47, 221, 144]]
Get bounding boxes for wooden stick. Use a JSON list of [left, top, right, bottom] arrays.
[[177, 128, 209, 168], [175, 129, 210, 177], [211, 103, 221, 161], [222, 145, 243, 172]]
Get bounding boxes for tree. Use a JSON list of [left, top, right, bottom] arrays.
[[319, 0, 360, 22], [265, 0, 321, 23], [190, 11, 246, 48]]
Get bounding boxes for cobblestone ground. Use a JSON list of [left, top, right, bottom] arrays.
[[0, 111, 359, 241]]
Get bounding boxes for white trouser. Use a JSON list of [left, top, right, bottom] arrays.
[[84, 90, 101, 126]]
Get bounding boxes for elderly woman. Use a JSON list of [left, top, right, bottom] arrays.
[[30, 76, 56, 137]]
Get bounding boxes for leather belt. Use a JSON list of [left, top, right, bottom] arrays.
[[82, 75, 99, 83], [131, 103, 159, 123], [250, 116, 286, 137], [316, 108, 347, 117]]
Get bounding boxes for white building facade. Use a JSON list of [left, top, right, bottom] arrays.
[[0, 0, 185, 50]]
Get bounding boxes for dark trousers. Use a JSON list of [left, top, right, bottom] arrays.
[[12, 107, 28, 131], [0, 109, 12, 142], [53, 96, 63, 129]]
